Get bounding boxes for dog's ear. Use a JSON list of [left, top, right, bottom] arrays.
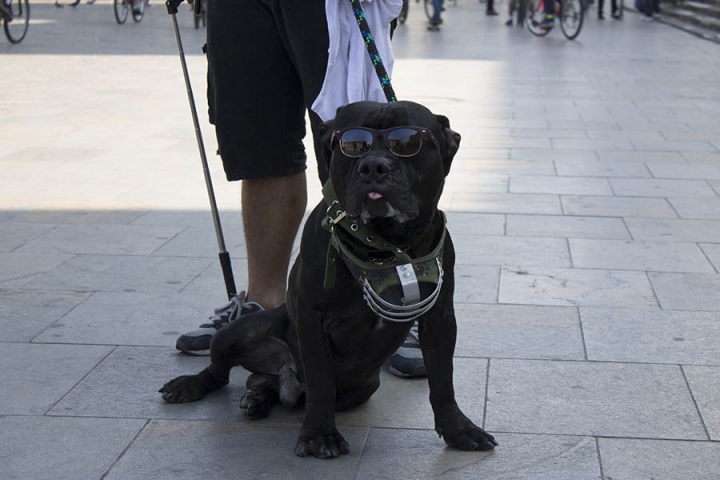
[[318, 119, 335, 171], [435, 114, 460, 176]]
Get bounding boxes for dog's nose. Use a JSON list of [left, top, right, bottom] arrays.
[[357, 156, 391, 181]]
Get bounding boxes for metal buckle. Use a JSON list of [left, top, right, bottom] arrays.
[[325, 200, 347, 226]]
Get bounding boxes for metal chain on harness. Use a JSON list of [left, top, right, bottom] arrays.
[[348, 0, 398, 103]]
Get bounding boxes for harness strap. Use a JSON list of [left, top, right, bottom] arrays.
[[321, 180, 446, 316]]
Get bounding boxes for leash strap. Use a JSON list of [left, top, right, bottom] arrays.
[[348, 0, 398, 103]]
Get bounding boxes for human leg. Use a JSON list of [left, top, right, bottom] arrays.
[[178, 0, 322, 354], [430, 0, 443, 24], [242, 172, 307, 309], [506, 0, 516, 25], [542, 0, 557, 25], [487, 0, 498, 15]]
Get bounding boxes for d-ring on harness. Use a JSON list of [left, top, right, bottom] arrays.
[[321, 181, 446, 323]]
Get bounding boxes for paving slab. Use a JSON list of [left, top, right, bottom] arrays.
[[683, 366, 720, 441], [0, 289, 90, 342], [561, 195, 678, 218], [0, 415, 146, 480], [450, 193, 562, 215], [340, 358, 488, 431], [459, 159, 557, 176], [499, 266, 658, 309], [443, 173, 509, 194], [104, 420, 368, 480], [701, 243, 720, 271], [454, 304, 584, 361], [509, 149, 597, 162], [0, 222, 57, 252], [454, 235, 570, 268], [569, 239, 714, 273], [180, 257, 250, 295], [625, 218, 720, 243], [582, 307, 720, 366], [683, 152, 720, 164], [609, 178, 718, 198], [648, 272, 720, 311], [32, 291, 228, 347], [599, 438, 720, 480], [355, 431, 601, 480], [668, 196, 720, 220], [151, 225, 246, 258], [596, 151, 687, 163], [506, 214, 630, 240], [647, 162, 720, 180], [509, 176, 612, 196], [12, 209, 146, 225], [14, 223, 183, 255], [486, 359, 707, 439], [24, 254, 214, 293], [445, 212, 506, 236], [49, 346, 259, 422], [0, 252, 74, 289], [554, 158, 651, 178], [0, 342, 113, 415], [453, 265, 500, 303]]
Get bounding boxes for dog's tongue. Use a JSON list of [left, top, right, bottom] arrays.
[[368, 192, 383, 200]]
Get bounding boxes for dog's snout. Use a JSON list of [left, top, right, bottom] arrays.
[[357, 156, 391, 181]]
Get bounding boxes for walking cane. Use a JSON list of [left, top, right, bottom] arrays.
[[165, 0, 237, 301]]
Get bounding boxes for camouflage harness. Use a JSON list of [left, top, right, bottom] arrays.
[[321, 180, 445, 322]]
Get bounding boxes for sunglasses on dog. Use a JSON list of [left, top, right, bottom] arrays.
[[331, 126, 440, 158]]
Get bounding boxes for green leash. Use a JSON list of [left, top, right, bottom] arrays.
[[348, 0, 398, 103]]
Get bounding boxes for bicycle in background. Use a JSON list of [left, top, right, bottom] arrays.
[[525, 0, 584, 39], [0, 0, 30, 44], [398, 0, 457, 25], [114, 0, 144, 24]]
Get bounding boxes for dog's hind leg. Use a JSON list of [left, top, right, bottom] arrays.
[[161, 305, 298, 405]]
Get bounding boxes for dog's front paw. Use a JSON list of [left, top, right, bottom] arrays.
[[159, 368, 228, 403], [436, 412, 498, 451], [294, 429, 350, 459]]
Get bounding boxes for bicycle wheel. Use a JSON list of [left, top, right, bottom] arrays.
[[3, 0, 30, 44], [559, 0, 583, 39], [526, 0, 551, 36], [113, 0, 128, 24], [131, 0, 143, 22], [424, 0, 432, 20]]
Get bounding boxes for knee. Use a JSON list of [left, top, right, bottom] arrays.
[[209, 326, 241, 365]]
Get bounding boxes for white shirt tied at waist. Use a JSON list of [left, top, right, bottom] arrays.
[[312, 0, 403, 123]]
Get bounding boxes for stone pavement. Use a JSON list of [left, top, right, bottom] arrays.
[[2, 1, 720, 479]]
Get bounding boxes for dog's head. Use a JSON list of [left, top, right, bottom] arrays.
[[320, 101, 460, 232]]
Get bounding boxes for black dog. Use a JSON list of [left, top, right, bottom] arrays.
[[160, 100, 497, 459]]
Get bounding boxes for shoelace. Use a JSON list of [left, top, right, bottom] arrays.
[[202, 297, 241, 329]]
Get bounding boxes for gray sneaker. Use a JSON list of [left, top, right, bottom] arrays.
[[176, 291, 263, 355], [388, 321, 426, 378]]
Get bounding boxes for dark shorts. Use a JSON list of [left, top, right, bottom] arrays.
[[206, 0, 329, 182]]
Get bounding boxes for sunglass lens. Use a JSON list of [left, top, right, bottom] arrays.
[[387, 128, 422, 157], [339, 129, 373, 157]]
